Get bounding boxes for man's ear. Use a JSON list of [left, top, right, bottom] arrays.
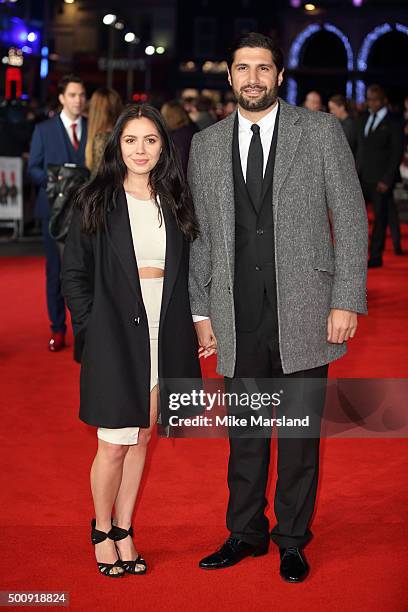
[[58, 93, 64, 108], [227, 69, 232, 88], [278, 68, 284, 87]]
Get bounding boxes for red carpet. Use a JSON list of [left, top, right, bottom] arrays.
[[0, 224, 407, 611]]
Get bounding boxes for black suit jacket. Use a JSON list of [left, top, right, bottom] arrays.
[[356, 111, 403, 187]]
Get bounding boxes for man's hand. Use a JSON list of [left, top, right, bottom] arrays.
[[194, 319, 217, 359], [376, 181, 389, 193], [327, 309, 358, 344]]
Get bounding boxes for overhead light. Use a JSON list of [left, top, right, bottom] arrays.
[[103, 14, 117, 25], [27, 32, 37, 42], [304, 3, 316, 10], [145, 45, 155, 56], [64, 0, 75, 4], [114, 21, 125, 30], [156, 46, 165, 54], [124, 32, 136, 43]]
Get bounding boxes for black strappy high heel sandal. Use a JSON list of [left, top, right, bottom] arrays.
[[110, 524, 147, 575], [91, 519, 125, 578]]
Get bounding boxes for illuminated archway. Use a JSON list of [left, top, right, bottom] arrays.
[[356, 23, 408, 102], [287, 23, 354, 105]]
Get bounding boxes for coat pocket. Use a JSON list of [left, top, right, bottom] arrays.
[[313, 260, 335, 275]]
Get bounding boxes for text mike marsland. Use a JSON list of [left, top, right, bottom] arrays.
[[168, 415, 310, 428]]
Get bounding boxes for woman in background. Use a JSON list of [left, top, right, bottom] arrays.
[[85, 87, 123, 175], [161, 99, 197, 176], [328, 94, 357, 156]]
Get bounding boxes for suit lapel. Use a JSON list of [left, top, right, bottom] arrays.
[[260, 104, 280, 202], [159, 199, 183, 329], [78, 117, 87, 161], [272, 98, 302, 222], [105, 186, 143, 305], [56, 116, 72, 162]]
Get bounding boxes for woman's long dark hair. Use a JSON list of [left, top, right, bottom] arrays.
[[76, 103, 199, 240]]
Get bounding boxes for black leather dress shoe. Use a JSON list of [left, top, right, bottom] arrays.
[[199, 537, 269, 570], [279, 547, 309, 583]]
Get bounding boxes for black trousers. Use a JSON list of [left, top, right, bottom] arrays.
[[41, 217, 66, 333], [226, 295, 328, 549], [362, 181, 401, 261]]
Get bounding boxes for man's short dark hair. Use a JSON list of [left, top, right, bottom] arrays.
[[329, 94, 347, 108], [226, 32, 284, 74], [58, 74, 85, 95], [366, 84, 386, 99]]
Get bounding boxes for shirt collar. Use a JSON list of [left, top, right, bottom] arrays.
[[237, 101, 279, 133], [60, 109, 82, 130], [370, 106, 388, 120]]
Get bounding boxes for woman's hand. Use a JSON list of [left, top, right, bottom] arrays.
[[194, 319, 217, 358]]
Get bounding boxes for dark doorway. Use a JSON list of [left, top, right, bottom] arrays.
[[294, 30, 349, 107], [364, 31, 408, 109]]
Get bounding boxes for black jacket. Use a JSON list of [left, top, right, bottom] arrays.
[[62, 187, 201, 428], [356, 111, 403, 186]]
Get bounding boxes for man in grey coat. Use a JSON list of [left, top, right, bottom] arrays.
[[188, 33, 367, 582]]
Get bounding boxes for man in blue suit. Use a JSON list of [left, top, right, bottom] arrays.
[[29, 75, 87, 351]]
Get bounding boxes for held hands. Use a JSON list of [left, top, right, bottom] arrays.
[[194, 319, 217, 359], [327, 309, 358, 344]]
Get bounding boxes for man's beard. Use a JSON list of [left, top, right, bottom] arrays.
[[236, 83, 279, 112]]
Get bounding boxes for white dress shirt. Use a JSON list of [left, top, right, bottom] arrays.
[[237, 102, 279, 179], [60, 110, 83, 145], [192, 103, 280, 323], [364, 106, 388, 137]]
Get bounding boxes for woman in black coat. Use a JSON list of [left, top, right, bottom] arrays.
[[62, 104, 201, 577]]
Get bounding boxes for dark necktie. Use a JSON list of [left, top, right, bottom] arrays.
[[368, 113, 377, 136], [246, 123, 263, 210], [71, 123, 80, 150]]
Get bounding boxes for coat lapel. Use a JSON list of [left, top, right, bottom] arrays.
[[272, 98, 302, 222], [105, 187, 143, 307], [105, 187, 183, 325], [159, 199, 183, 330], [215, 112, 236, 272]]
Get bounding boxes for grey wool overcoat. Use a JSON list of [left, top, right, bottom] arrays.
[[188, 98, 368, 377]]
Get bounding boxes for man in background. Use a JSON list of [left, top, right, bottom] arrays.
[[28, 75, 87, 351], [356, 84, 404, 267]]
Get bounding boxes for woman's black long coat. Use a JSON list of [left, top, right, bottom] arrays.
[[62, 187, 201, 428]]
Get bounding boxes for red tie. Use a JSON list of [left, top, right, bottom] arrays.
[[71, 123, 79, 150]]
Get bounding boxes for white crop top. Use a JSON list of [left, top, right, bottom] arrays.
[[126, 192, 166, 270]]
